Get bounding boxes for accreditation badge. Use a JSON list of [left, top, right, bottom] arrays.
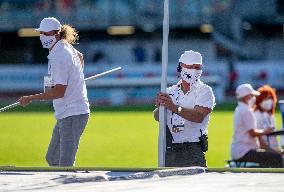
[[171, 113, 185, 133], [44, 75, 54, 92]]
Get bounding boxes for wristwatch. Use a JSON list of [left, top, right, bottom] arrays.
[[177, 106, 182, 114]]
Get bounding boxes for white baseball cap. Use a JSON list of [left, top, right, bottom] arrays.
[[36, 17, 61, 32], [236, 84, 260, 99], [179, 50, 202, 65]]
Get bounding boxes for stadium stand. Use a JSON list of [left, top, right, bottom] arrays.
[[0, 0, 284, 105]]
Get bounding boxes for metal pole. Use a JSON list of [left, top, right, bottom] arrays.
[[158, 0, 169, 167], [84, 67, 122, 81], [0, 102, 20, 113], [0, 67, 122, 113]]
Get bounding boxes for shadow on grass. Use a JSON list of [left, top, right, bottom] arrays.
[[0, 102, 239, 113]]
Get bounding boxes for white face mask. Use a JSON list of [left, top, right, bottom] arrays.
[[40, 34, 57, 49], [260, 99, 273, 111], [180, 67, 202, 86], [248, 96, 256, 107]]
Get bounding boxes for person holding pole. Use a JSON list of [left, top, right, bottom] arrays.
[[154, 50, 215, 167], [18, 17, 90, 166]]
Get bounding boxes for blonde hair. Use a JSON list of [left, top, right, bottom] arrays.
[[59, 24, 79, 44]]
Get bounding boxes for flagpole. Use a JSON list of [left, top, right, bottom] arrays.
[[158, 0, 169, 167]]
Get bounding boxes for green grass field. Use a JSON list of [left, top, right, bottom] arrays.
[[0, 110, 282, 167]]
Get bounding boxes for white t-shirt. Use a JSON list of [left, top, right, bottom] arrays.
[[231, 102, 258, 160], [166, 80, 215, 143], [254, 110, 279, 151], [47, 40, 90, 120]]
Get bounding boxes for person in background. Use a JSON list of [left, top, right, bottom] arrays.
[[254, 85, 283, 153], [132, 43, 146, 63], [231, 84, 283, 168]]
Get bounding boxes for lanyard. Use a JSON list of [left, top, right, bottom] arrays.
[[169, 84, 185, 130]]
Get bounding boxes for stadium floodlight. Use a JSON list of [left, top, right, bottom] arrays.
[[200, 24, 214, 33], [107, 26, 135, 35], [0, 67, 122, 113], [18, 28, 40, 37], [158, 0, 169, 167]]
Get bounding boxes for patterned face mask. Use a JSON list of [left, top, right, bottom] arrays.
[[180, 67, 202, 86], [40, 34, 57, 49]]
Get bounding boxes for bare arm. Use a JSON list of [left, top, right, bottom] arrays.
[[248, 128, 273, 137], [155, 92, 212, 123], [18, 84, 67, 106], [175, 105, 211, 123]]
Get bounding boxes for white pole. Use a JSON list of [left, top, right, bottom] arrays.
[[158, 0, 169, 167], [0, 67, 122, 113], [0, 102, 20, 112], [84, 67, 122, 81]]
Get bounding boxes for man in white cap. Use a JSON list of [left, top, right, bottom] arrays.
[[231, 83, 283, 167], [18, 17, 90, 167], [154, 50, 215, 167]]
